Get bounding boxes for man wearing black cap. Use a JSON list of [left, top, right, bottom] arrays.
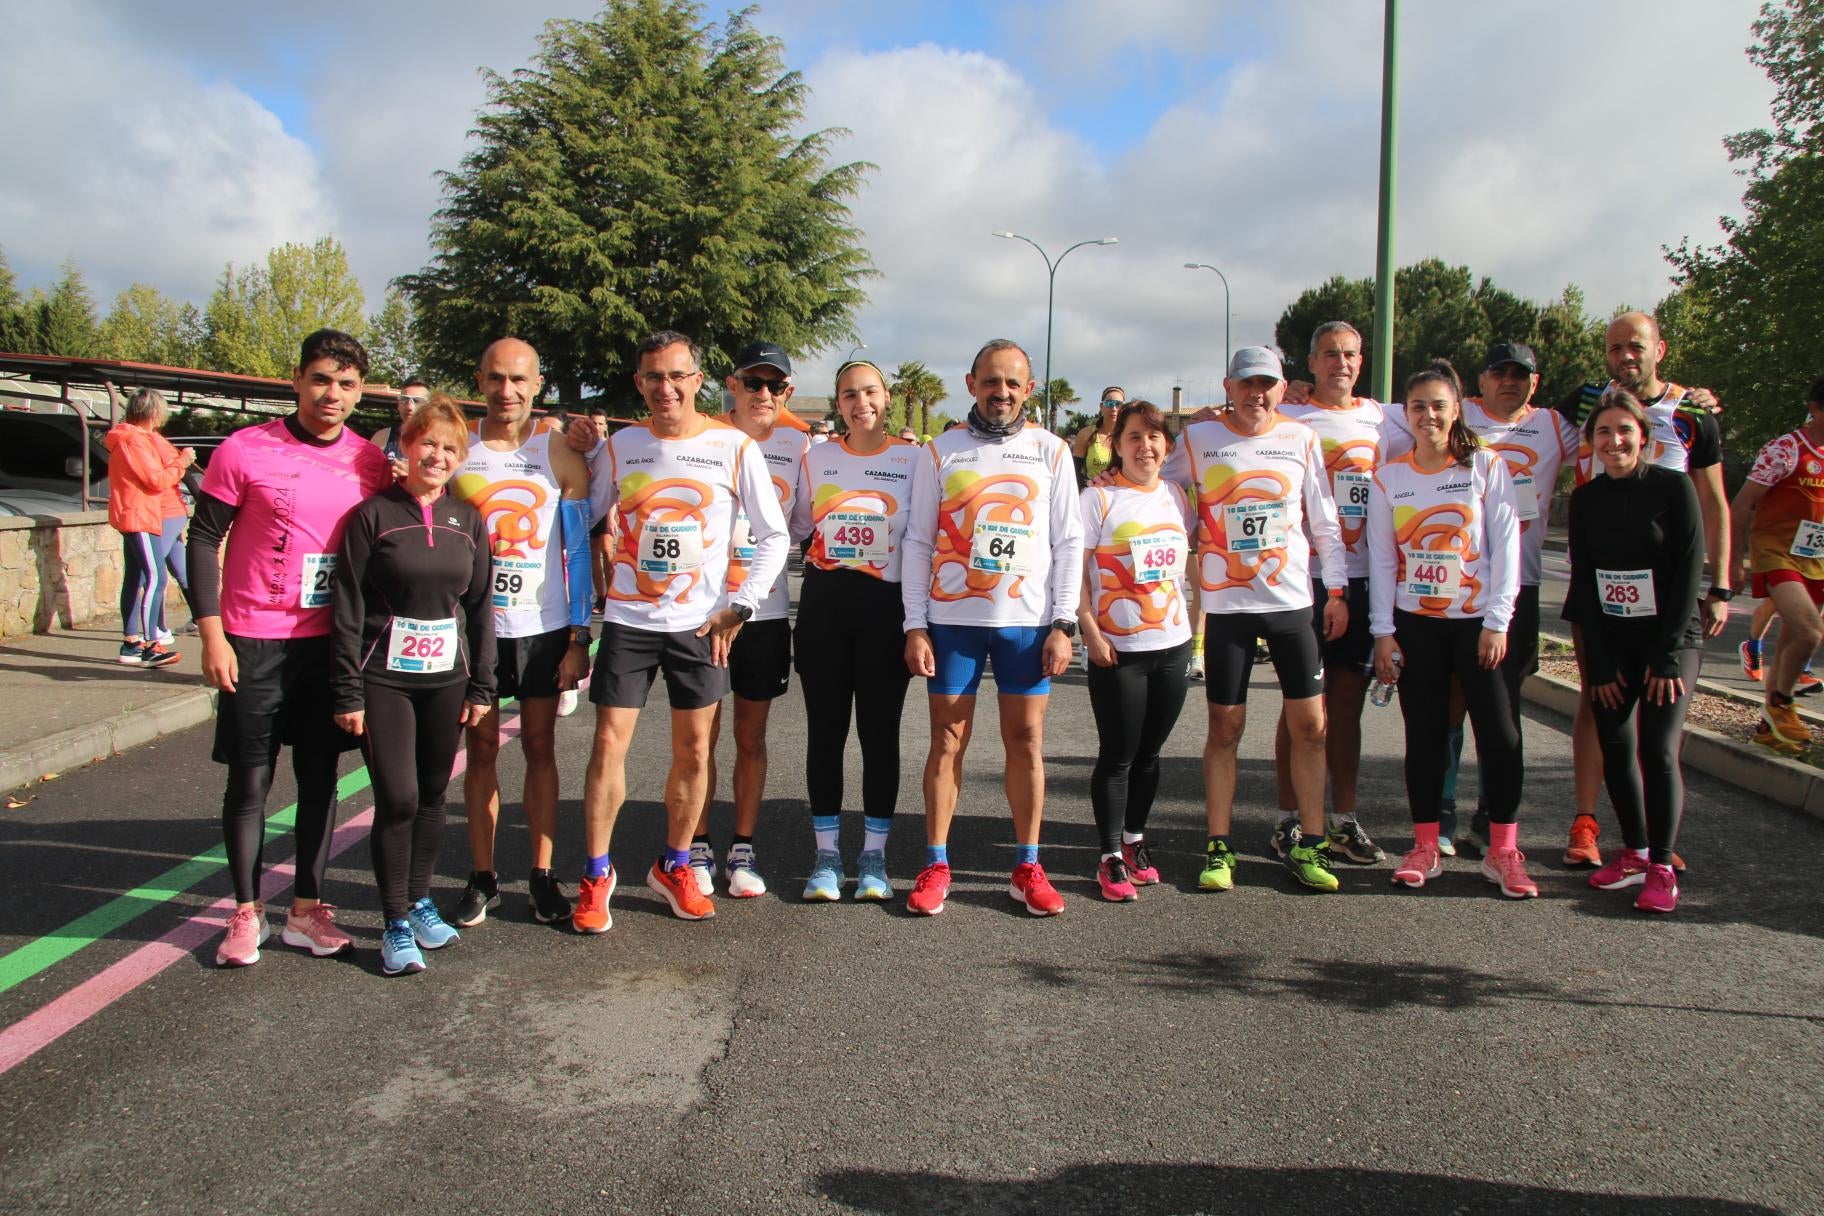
[[683, 340, 811, 900]]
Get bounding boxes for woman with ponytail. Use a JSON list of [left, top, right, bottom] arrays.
[[1366, 361, 1532, 897]]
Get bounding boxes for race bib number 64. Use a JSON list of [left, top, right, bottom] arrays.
[[969, 520, 1038, 576]]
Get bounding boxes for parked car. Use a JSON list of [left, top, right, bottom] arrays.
[[0, 410, 108, 514]]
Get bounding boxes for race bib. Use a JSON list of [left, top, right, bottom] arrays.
[[1127, 529, 1186, 584], [490, 555, 546, 610], [301, 553, 335, 609], [969, 519, 1037, 576], [731, 511, 755, 562], [1511, 473, 1539, 522], [819, 510, 889, 564], [1595, 568, 1656, 618], [1334, 471, 1371, 520], [386, 616, 458, 673], [1223, 499, 1288, 552], [638, 519, 704, 576], [1401, 547, 1463, 600], [1792, 520, 1824, 560]]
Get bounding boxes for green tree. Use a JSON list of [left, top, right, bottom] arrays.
[[0, 246, 28, 351], [400, 0, 874, 410], [1033, 377, 1078, 427], [202, 264, 265, 374], [30, 259, 102, 358], [365, 287, 423, 387], [202, 237, 366, 376], [890, 360, 946, 436], [100, 283, 205, 366]]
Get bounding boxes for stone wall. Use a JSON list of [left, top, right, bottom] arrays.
[[0, 512, 186, 637]]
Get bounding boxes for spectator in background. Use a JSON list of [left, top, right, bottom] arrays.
[[370, 375, 430, 462], [810, 419, 832, 444], [899, 427, 918, 444], [104, 384, 193, 668]]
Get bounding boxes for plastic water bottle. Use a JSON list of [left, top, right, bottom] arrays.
[[1367, 655, 1401, 708]]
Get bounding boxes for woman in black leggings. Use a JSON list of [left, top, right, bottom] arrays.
[[789, 360, 915, 902], [1078, 401, 1194, 900], [332, 397, 495, 974], [1367, 362, 1531, 897], [1562, 388, 1703, 914]]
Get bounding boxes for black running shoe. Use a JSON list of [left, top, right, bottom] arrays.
[[451, 871, 500, 927], [529, 870, 572, 923]]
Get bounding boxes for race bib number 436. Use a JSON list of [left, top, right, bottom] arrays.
[[969, 520, 1038, 576], [1127, 529, 1186, 584]]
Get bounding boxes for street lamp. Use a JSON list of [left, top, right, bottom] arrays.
[[847, 343, 868, 361], [1183, 262, 1232, 379], [992, 231, 1119, 430]]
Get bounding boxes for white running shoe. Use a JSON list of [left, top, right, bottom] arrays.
[[557, 689, 580, 717]]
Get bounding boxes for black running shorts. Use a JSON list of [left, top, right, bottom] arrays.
[[494, 626, 571, 702], [1203, 607, 1326, 706], [589, 621, 728, 711], [728, 617, 791, 702], [212, 633, 358, 765]]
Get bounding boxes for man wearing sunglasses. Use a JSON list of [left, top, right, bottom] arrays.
[[370, 374, 430, 463]]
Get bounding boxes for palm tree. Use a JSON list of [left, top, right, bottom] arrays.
[[891, 360, 948, 436], [1036, 378, 1078, 428]]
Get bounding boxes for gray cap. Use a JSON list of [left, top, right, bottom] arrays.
[[1227, 346, 1284, 382]]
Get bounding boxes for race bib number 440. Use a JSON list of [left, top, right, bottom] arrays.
[[1223, 499, 1288, 552], [1595, 569, 1656, 618], [638, 520, 704, 576], [819, 510, 889, 564], [1401, 547, 1463, 600], [969, 520, 1038, 576]]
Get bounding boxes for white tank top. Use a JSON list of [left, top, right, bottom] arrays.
[[452, 428, 568, 640]]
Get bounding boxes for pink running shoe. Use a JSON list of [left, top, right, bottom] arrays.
[[1634, 863, 1679, 913], [1589, 851, 1649, 890], [1480, 847, 1539, 899], [215, 904, 268, 967], [1097, 857, 1138, 903], [1120, 839, 1161, 885], [1009, 862, 1065, 916], [906, 863, 951, 916], [1391, 845, 1440, 888], [281, 903, 353, 956]]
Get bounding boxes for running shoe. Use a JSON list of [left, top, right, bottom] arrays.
[[451, 871, 500, 927], [1562, 814, 1602, 867], [1009, 862, 1065, 916], [725, 844, 766, 898], [281, 904, 352, 956], [1327, 819, 1385, 864], [1198, 839, 1236, 891], [688, 840, 716, 897], [1186, 650, 1205, 680], [1759, 700, 1811, 754], [139, 641, 181, 669], [854, 850, 892, 901], [1283, 840, 1340, 892], [1589, 851, 1649, 890], [180, 620, 199, 636], [1480, 846, 1539, 899], [1270, 817, 1301, 858], [803, 849, 843, 902], [1797, 671, 1823, 697], [646, 859, 715, 920], [1468, 809, 1491, 853], [116, 640, 144, 666], [1121, 839, 1161, 885], [155, 628, 175, 646], [528, 871, 573, 923], [1739, 641, 1764, 682], [557, 688, 580, 717], [380, 921, 426, 976], [407, 897, 460, 949], [572, 869, 616, 934], [1437, 804, 1458, 857], [1097, 856, 1138, 902], [214, 904, 267, 967], [906, 862, 951, 916], [1392, 844, 1441, 888], [1634, 862, 1679, 914]]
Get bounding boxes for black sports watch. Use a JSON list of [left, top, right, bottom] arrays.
[[570, 626, 593, 647], [1705, 586, 1736, 603], [731, 602, 755, 623], [1050, 618, 1077, 639]]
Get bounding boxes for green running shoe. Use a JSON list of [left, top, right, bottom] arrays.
[[1198, 838, 1236, 891], [1284, 839, 1340, 892]]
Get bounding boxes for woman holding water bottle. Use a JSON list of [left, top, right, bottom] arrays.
[[1076, 401, 1196, 901], [1561, 387, 1703, 914], [1366, 362, 1530, 897], [332, 396, 496, 974]]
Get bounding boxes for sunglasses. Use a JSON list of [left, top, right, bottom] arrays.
[[739, 375, 789, 395], [400, 394, 429, 406], [1100, 398, 1122, 409]]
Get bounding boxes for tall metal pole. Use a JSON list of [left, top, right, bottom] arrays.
[[1184, 263, 1232, 376], [1371, 0, 1400, 404], [993, 232, 1118, 430]]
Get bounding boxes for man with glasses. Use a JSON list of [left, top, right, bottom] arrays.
[[571, 330, 788, 930], [810, 419, 832, 444], [371, 374, 429, 462]]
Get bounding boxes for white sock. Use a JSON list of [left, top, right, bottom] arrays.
[[1628, 846, 1648, 861], [1101, 851, 1120, 863], [812, 815, 839, 853], [863, 816, 891, 854], [1121, 830, 1144, 845]]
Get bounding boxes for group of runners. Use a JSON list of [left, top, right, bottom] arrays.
[[184, 316, 1824, 974]]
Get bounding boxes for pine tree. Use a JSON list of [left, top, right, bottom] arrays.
[[34, 259, 101, 358]]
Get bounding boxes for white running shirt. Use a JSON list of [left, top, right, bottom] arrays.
[[453, 428, 569, 640], [726, 418, 809, 622], [1462, 399, 1577, 587], [1079, 476, 1194, 652], [792, 435, 918, 583], [1366, 447, 1520, 635], [1278, 396, 1400, 582]]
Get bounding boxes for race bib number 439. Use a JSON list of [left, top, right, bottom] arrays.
[[638, 520, 704, 576], [969, 520, 1038, 576], [1401, 547, 1463, 600], [819, 510, 889, 564]]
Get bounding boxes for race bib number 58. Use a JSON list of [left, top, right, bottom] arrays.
[[638, 520, 704, 576]]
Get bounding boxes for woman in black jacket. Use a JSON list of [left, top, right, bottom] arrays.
[[1562, 388, 1703, 914], [333, 396, 496, 973]]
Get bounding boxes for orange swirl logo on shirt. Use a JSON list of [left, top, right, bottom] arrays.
[[1489, 441, 1540, 533], [933, 470, 1038, 603], [451, 474, 547, 559], [611, 472, 712, 603], [1323, 437, 1376, 550], [1093, 521, 1183, 637], [806, 484, 900, 579], [1393, 502, 1481, 616], [1196, 463, 1291, 591]]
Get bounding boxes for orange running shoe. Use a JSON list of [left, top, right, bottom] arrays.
[[1562, 814, 1602, 867], [646, 860, 715, 920], [1760, 699, 1811, 755], [572, 869, 616, 934]]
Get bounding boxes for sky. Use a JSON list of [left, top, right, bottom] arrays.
[[0, 0, 1777, 412]]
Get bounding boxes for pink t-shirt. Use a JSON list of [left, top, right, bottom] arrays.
[[202, 419, 392, 639]]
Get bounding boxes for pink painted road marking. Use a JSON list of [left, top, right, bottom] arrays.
[[0, 711, 526, 1078]]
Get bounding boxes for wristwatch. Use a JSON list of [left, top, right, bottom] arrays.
[[570, 627, 593, 647], [731, 602, 755, 623], [1705, 586, 1736, 602], [1050, 618, 1077, 639]]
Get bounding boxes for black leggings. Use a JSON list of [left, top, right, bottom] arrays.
[[795, 566, 912, 819], [1394, 610, 1522, 825], [1087, 640, 1191, 853], [222, 739, 341, 905], [362, 681, 468, 921], [1591, 647, 1699, 865]]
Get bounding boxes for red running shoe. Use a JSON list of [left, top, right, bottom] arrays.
[[1120, 839, 1161, 885], [1562, 814, 1602, 867], [645, 860, 714, 920], [572, 869, 616, 933], [906, 863, 951, 916], [1589, 851, 1648, 890], [1097, 857, 1138, 902], [1009, 862, 1064, 916]]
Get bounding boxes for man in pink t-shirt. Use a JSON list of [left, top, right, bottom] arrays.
[[187, 329, 392, 968]]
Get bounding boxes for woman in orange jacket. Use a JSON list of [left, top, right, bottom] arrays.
[[105, 388, 193, 667]]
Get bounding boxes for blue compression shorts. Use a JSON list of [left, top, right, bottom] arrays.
[[926, 622, 1050, 696]]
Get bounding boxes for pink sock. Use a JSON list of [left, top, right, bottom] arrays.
[[1414, 821, 1440, 850], [1489, 821, 1518, 851]]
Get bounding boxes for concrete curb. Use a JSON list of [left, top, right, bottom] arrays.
[[1521, 670, 1824, 822], [0, 687, 218, 794]]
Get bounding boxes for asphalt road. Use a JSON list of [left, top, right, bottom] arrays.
[[0, 615, 1819, 1214]]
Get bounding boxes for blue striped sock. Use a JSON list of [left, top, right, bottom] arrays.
[[812, 815, 840, 852], [1017, 844, 1039, 866], [926, 844, 948, 866], [863, 816, 891, 854]]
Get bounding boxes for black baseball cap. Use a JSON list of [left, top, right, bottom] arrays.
[[1483, 342, 1538, 374], [732, 341, 792, 376]]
